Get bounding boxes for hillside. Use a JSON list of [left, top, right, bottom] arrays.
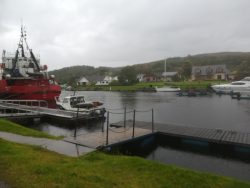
[[50, 65, 120, 84], [50, 52, 250, 84]]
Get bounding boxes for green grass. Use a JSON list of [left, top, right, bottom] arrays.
[[0, 119, 60, 139], [0, 139, 249, 188], [166, 80, 228, 90]]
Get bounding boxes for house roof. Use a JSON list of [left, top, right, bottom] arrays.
[[78, 77, 89, 83], [192, 64, 229, 75]]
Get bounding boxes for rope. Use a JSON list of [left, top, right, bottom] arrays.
[[105, 107, 125, 111], [135, 109, 152, 113], [108, 126, 131, 133], [108, 110, 134, 114]]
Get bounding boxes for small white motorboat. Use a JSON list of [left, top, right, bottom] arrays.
[[155, 86, 181, 92], [55, 95, 105, 117]]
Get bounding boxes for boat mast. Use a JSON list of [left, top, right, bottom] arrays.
[[164, 59, 166, 81], [23, 27, 40, 72]]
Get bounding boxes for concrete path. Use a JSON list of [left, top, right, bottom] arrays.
[[0, 132, 95, 157]]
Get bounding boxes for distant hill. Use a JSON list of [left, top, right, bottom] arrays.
[[49, 65, 120, 84], [50, 52, 250, 84], [134, 52, 250, 72]]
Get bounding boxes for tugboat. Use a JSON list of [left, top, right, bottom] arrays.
[[0, 26, 61, 108]]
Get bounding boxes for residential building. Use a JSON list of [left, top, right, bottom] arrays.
[[77, 77, 89, 86], [137, 74, 145, 82], [96, 76, 118, 85], [191, 64, 229, 80], [162, 72, 178, 81], [143, 74, 159, 82]]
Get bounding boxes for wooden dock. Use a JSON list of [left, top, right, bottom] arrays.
[[64, 127, 151, 149], [111, 120, 250, 147]]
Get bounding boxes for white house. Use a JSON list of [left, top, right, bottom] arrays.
[[77, 77, 89, 86], [137, 74, 145, 82], [96, 76, 118, 85]]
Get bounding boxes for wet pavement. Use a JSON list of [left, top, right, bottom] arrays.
[[0, 132, 95, 157]]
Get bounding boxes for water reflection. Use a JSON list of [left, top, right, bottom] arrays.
[[119, 92, 138, 109]]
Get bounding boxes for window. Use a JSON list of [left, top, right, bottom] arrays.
[[63, 98, 69, 103], [216, 67, 223, 73], [206, 67, 213, 74], [231, 82, 245, 85], [195, 68, 201, 75]]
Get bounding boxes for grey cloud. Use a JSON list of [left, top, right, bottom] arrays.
[[1, 0, 250, 70]]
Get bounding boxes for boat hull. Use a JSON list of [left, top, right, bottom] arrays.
[[211, 78, 250, 94], [0, 79, 61, 108], [155, 87, 181, 92]]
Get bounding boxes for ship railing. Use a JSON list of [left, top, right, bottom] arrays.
[[3, 52, 40, 60], [0, 100, 48, 109]]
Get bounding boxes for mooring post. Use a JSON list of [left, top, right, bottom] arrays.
[[132, 109, 135, 138], [74, 122, 77, 138], [106, 111, 109, 145], [124, 106, 126, 128], [17, 101, 20, 114], [74, 107, 80, 138], [152, 108, 154, 133], [76, 107, 79, 119], [101, 117, 104, 132]]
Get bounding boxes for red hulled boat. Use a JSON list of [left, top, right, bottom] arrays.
[[0, 26, 61, 108]]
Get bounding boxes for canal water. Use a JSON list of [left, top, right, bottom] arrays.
[[25, 91, 250, 181], [33, 90, 250, 136]]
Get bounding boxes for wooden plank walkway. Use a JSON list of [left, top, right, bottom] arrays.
[[64, 127, 151, 149], [111, 120, 250, 147]]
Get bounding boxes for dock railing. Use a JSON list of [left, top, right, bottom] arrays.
[[105, 107, 154, 145], [0, 99, 48, 108], [0, 99, 48, 116]]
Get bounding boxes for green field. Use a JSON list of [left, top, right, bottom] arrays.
[[0, 119, 249, 188], [0, 139, 249, 188]]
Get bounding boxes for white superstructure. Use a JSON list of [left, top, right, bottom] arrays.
[[211, 77, 250, 94]]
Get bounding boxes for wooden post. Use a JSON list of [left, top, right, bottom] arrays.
[[123, 106, 126, 128], [152, 108, 154, 133], [132, 109, 135, 138], [106, 111, 109, 145]]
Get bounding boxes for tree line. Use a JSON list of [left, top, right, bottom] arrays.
[[49, 52, 250, 85]]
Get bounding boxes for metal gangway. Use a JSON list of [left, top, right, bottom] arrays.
[[0, 100, 104, 120]]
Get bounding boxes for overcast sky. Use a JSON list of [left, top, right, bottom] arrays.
[[1, 0, 250, 70]]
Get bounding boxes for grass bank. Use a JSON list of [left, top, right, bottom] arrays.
[[75, 80, 228, 92], [0, 139, 249, 188], [0, 119, 59, 139]]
